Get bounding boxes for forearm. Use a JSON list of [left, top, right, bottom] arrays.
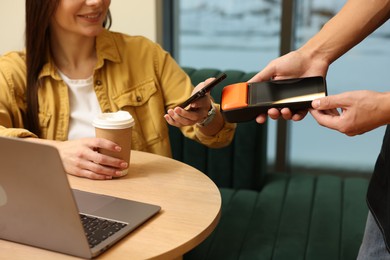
[[193, 106, 236, 148], [378, 92, 390, 126], [197, 105, 225, 136], [299, 0, 390, 66]]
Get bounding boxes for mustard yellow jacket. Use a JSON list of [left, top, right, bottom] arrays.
[[0, 30, 235, 157]]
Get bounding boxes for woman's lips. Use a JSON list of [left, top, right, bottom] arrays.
[[78, 12, 103, 22]]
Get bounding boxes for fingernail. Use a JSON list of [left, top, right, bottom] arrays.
[[312, 100, 320, 108], [120, 162, 128, 168], [116, 171, 124, 177], [115, 146, 122, 151], [116, 170, 128, 177]]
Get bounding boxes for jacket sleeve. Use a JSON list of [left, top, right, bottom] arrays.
[[0, 52, 38, 138]]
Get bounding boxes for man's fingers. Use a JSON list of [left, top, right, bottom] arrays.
[[312, 94, 347, 110], [310, 109, 341, 131], [248, 65, 276, 83]]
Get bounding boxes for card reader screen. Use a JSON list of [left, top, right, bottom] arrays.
[[248, 77, 326, 105]]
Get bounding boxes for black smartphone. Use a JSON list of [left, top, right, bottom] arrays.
[[179, 73, 227, 108], [221, 76, 327, 123]]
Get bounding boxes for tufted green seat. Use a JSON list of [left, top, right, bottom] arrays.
[[169, 68, 369, 260]]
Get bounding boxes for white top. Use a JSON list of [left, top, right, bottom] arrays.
[[58, 71, 101, 140]]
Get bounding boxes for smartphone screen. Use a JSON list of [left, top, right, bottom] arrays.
[[179, 73, 227, 108], [248, 76, 326, 106]]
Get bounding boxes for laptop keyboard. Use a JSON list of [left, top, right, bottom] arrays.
[[80, 213, 128, 248]]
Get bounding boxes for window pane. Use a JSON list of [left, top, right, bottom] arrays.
[[177, 0, 282, 167], [291, 0, 390, 172], [178, 0, 281, 71], [175, 0, 388, 173]]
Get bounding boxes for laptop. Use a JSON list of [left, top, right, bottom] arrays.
[[0, 136, 161, 258]]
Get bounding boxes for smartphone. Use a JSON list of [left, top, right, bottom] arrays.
[[179, 73, 227, 109], [221, 76, 327, 123]]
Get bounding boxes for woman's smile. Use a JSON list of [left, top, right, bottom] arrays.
[[78, 11, 103, 23]]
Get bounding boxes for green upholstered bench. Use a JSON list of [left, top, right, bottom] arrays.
[[169, 68, 369, 260]]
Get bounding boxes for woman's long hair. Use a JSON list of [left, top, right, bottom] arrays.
[[24, 0, 112, 137]]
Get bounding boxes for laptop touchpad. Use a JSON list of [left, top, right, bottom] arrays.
[[72, 189, 115, 214]]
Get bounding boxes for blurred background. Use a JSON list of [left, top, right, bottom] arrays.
[[176, 0, 390, 175], [1, 0, 389, 176]]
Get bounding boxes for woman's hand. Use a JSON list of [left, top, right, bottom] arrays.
[[164, 78, 214, 127], [32, 138, 129, 180]]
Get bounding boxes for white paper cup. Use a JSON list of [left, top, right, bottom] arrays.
[[92, 111, 135, 176]]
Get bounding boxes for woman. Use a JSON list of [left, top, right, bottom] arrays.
[[0, 0, 235, 180]]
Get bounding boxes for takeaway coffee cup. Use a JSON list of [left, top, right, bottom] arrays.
[[92, 111, 135, 176]]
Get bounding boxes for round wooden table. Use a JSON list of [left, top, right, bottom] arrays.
[[0, 151, 221, 260]]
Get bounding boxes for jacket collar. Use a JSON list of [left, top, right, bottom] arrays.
[[39, 29, 121, 80]]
